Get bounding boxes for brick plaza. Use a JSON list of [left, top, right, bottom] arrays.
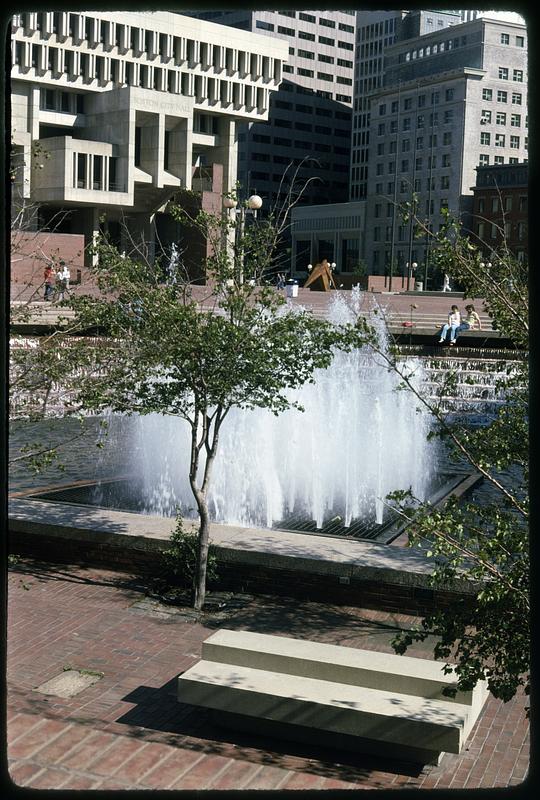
[[7, 558, 529, 790]]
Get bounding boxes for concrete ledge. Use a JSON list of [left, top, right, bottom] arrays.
[[201, 629, 485, 708], [178, 660, 469, 757]]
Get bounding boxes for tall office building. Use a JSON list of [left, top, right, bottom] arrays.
[[363, 14, 528, 280], [351, 9, 462, 201], [182, 10, 356, 209]]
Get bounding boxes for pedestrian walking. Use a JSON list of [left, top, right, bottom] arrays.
[[55, 261, 71, 301], [452, 304, 482, 343], [442, 273, 451, 292], [43, 265, 55, 300], [437, 304, 461, 345]]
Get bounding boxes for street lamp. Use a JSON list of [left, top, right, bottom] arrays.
[[223, 194, 263, 285]]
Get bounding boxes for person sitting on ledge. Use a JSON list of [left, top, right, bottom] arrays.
[[437, 305, 461, 345], [453, 304, 482, 343]]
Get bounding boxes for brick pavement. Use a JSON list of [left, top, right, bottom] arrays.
[[7, 558, 529, 790]]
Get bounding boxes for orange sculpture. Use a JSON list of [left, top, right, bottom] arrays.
[[303, 259, 337, 291]]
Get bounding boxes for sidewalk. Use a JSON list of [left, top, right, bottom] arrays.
[[7, 558, 529, 790]]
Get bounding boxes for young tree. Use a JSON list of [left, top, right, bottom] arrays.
[[70, 199, 371, 609], [375, 208, 529, 709]]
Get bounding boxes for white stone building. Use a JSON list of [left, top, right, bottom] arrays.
[[10, 10, 288, 265]]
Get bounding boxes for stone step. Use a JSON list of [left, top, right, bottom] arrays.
[[201, 629, 483, 710], [178, 659, 471, 756]]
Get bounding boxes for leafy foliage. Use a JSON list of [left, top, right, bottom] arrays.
[[384, 209, 529, 709], [161, 515, 219, 589]]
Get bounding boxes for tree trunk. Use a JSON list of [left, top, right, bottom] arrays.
[[192, 497, 210, 610]]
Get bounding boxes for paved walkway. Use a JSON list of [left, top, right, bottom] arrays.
[[7, 558, 529, 790]]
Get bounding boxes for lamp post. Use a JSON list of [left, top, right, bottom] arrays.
[[223, 194, 263, 285]]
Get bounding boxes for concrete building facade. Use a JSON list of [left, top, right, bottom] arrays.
[[363, 14, 527, 284], [182, 10, 356, 209], [10, 10, 288, 269]]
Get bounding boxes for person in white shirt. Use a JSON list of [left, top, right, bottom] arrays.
[[55, 261, 71, 301], [453, 304, 482, 343], [437, 305, 461, 345]]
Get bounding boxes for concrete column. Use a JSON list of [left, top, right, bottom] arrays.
[[212, 118, 237, 194], [168, 118, 192, 188]]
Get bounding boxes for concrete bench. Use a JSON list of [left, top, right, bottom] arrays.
[[177, 630, 489, 765]]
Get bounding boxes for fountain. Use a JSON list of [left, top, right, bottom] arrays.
[[133, 289, 437, 533]]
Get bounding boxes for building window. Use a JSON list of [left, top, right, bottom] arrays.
[[498, 67, 509, 79], [481, 109, 492, 123], [496, 111, 506, 125], [500, 33, 510, 44], [440, 175, 450, 189], [277, 25, 295, 36], [338, 22, 354, 33], [402, 139, 410, 152], [479, 154, 489, 165], [256, 20, 274, 31], [444, 110, 453, 123], [478, 198, 485, 213], [403, 117, 411, 131], [390, 120, 398, 133], [377, 143, 385, 155], [431, 91, 439, 105], [336, 58, 352, 68], [319, 17, 336, 28], [318, 35, 334, 45], [482, 88, 493, 101], [443, 131, 452, 145], [477, 221, 485, 239], [416, 136, 424, 149], [401, 159, 409, 172], [299, 12, 316, 23], [492, 197, 500, 212], [282, 65, 294, 73], [338, 40, 353, 50], [495, 133, 505, 147], [509, 157, 519, 164], [516, 36, 525, 47], [417, 114, 424, 128], [513, 69, 523, 82], [512, 92, 522, 104], [298, 67, 314, 77], [404, 97, 412, 110], [505, 196, 513, 212], [418, 94, 426, 108], [391, 100, 398, 113], [494, 155, 504, 164], [510, 135, 520, 148], [480, 132, 491, 145], [497, 90, 508, 102], [298, 49, 315, 59], [415, 157, 422, 170], [445, 88, 454, 101], [511, 113, 521, 126], [317, 72, 333, 81], [442, 154, 451, 167], [299, 31, 315, 41]]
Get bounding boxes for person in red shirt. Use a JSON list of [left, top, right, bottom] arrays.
[[44, 265, 55, 300]]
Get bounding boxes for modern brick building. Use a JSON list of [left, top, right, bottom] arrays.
[[10, 10, 288, 274]]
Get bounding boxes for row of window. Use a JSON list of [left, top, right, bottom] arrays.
[[269, 12, 355, 31], [13, 14, 281, 82], [482, 87, 523, 104], [379, 87, 455, 116], [255, 19, 353, 41], [272, 118, 350, 136], [398, 33, 470, 63], [17, 45, 271, 109], [279, 82, 351, 104], [373, 131, 453, 151], [291, 49, 353, 69], [272, 101, 350, 121], [499, 32, 526, 47], [377, 110, 455, 134], [478, 195, 527, 213], [479, 133, 525, 148], [477, 220, 527, 240], [252, 149, 348, 164], [481, 110, 525, 126], [479, 154, 526, 166], [497, 66, 524, 81], [375, 160, 453, 182], [282, 64, 352, 85]]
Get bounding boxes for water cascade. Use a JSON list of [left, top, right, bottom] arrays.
[[134, 289, 436, 530]]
